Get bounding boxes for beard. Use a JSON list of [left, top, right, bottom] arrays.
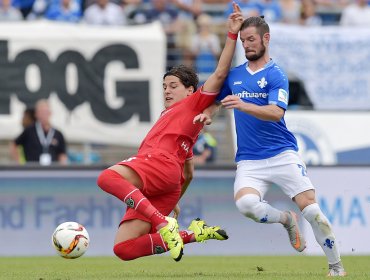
[[245, 45, 266, 61]]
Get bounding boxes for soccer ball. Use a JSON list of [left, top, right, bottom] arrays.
[[51, 221, 90, 259]]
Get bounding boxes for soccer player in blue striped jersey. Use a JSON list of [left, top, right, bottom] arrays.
[[195, 16, 346, 277]]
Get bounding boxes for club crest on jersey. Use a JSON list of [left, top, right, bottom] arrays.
[[257, 77, 267, 89]]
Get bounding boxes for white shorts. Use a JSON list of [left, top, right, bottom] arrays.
[[234, 150, 314, 199]]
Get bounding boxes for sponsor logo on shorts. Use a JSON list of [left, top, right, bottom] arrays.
[[297, 164, 307, 176]]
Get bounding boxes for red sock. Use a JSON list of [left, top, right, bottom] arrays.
[[114, 233, 167, 261], [180, 230, 195, 243], [150, 211, 168, 230], [113, 231, 195, 261], [97, 169, 166, 228]]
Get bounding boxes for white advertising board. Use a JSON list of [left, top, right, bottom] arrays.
[[303, 167, 370, 256], [0, 167, 369, 256], [0, 21, 166, 146], [285, 111, 370, 165]]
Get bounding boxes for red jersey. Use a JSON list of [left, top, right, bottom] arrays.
[[138, 87, 217, 166]]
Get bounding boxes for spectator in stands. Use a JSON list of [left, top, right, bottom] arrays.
[[171, 0, 202, 66], [339, 0, 370, 26], [13, 107, 37, 164], [279, 0, 301, 24], [193, 128, 217, 165], [83, 0, 126, 25], [120, 0, 145, 24], [22, 107, 36, 129], [44, 0, 82, 22], [0, 0, 23, 21], [259, 0, 283, 22], [191, 13, 221, 79], [10, 99, 68, 165], [313, 0, 349, 8], [11, 0, 35, 18], [142, 0, 183, 69], [27, 0, 48, 19], [312, 0, 348, 25], [171, 0, 202, 18], [300, 0, 322, 25]]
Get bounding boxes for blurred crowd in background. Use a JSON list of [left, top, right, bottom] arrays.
[[2, 0, 370, 166], [1, 0, 370, 73]]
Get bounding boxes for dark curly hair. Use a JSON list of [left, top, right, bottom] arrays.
[[163, 65, 199, 93]]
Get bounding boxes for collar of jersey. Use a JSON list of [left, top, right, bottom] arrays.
[[245, 59, 274, 75]]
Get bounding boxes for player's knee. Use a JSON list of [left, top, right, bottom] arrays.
[[97, 169, 120, 192], [302, 202, 329, 224], [96, 169, 109, 190], [235, 194, 262, 222], [113, 241, 135, 261]]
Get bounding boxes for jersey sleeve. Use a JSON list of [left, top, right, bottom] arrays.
[[187, 87, 218, 112], [267, 67, 289, 110], [216, 75, 231, 102]]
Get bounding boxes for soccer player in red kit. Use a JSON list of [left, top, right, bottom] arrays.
[[97, 3, 243, 262]]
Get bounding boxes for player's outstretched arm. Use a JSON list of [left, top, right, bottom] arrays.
[[193, 103, 221, 124], [203, 2, 243, 93], [179, 158, 194, 198], [221, 95, 285, 121]]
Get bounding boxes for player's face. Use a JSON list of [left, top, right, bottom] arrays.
[[240, 27, 266, 61], [163, 75, 193, 108]]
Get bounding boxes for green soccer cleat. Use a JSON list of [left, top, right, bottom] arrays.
[[283, 211, 306, 252], [159, 217, 184, 262], [188, 218, 229, 243]]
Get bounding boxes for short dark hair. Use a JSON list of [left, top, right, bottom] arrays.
[[24, 108, 36, 122], [163, 65, 199, 92], [240, 16, 270, 38]]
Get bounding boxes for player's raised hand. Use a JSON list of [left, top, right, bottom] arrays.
[[228, 2, 244, 35], [193, 113, 212, 125]]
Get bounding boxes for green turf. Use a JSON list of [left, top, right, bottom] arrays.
[[0, 255, 368, 280]]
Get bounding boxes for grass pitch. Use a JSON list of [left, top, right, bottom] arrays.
[[1, 255, 369, 280]]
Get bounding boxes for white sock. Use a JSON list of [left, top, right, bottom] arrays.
[[235, 194, 282, 223], [302, 203, 341, 264]]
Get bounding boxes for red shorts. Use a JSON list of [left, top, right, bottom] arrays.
[[118, 153, 182, 232]]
